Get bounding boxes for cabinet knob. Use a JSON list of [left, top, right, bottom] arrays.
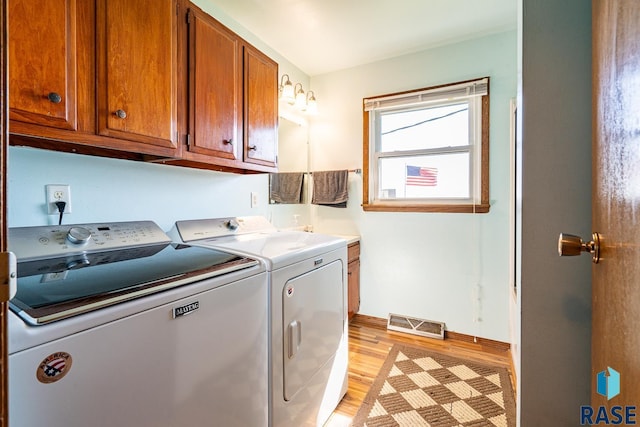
[[223, 139, 233, 145], [114, 109, 127, 119], [47, 92, 62, 104], [248, 145, 257, 151]]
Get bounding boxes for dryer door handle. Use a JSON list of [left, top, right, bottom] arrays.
[[288, 320, 302, 359]]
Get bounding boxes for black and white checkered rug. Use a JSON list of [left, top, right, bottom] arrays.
[[352, 344, 516, 427]]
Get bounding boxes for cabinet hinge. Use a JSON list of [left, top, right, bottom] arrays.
[[0, 252, 17, 302], [186, 8, 192, 24], [186, 134, 192, 148], [176, 1, 179, 16]]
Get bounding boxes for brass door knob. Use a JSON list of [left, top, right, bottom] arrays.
[[558, 232, 601, 263]]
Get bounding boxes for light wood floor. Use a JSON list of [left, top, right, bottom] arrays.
[[326, 315, 515, 426]]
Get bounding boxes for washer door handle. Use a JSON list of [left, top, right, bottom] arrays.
[[288, 320, 302, 359]]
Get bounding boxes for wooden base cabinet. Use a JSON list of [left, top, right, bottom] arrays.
[[348, 242, 360, 320]]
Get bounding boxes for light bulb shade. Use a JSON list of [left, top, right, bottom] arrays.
[[306, 91, 318, 114], [280, 74, 294, 103], [295, 92, 307, 109], [282, 83, 294, 101], [293, 83, 305, 108]]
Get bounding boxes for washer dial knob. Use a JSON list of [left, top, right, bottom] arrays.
[[67, 226, 92, 245]]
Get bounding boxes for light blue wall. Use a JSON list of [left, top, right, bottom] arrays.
[[307, 30, 517, 342], [7, 147, 270, 231]]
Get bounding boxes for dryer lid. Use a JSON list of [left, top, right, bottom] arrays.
[[173, 217, 346, 270]]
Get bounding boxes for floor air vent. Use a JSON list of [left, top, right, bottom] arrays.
[[387, 313, 445, 340]]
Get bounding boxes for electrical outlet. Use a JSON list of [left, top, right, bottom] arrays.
[[251, 192, 258, 208], [46, 185, 72, 215]]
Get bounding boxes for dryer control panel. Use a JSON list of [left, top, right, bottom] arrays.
[[174, 216, 277, 243]]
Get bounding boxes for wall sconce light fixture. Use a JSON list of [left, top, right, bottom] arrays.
[[279, 74, 295, 104], [279, 74, 318, 114]]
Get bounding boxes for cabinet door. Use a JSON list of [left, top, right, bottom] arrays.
[[96, 0, 177, 150], [186, 8, 240, 161], [348, 259, 360, 319], [9, 0, 77, 130], [243, 45, 278, 168]]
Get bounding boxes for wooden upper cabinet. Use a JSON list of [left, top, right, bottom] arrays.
[[183, 4, 277, 172], [9, 0, 77, 130], [8, 0, 277, 172], [243, 45, 278, 169], [186, 7, 240, 161], [96, 0, 178, 150]]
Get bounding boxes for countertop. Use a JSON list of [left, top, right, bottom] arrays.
[[330, 234, 360, 245], [278, 226, 360, 245]]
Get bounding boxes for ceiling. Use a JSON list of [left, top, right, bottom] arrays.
[[204, 0, 518, 76]]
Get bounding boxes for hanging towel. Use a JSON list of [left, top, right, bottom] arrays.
[[269, 172, 304, 204], [311, 170, 349, 208]]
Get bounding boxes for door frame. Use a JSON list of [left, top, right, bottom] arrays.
[[518, 0, 592, 424], [0, 0, 9, 424]]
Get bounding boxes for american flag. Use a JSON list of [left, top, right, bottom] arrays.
[[406, 165, 438, 186], [43, 357, 67, 377]]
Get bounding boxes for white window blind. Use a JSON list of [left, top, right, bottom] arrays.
[[363, 78, 488, 112]]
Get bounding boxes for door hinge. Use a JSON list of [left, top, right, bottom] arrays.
[[186, 8, 192, 24], [186, 134, 192, 148], [0, 252, 17, 302]]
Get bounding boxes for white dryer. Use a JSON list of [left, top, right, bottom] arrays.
[[171, 217, 348, 427]]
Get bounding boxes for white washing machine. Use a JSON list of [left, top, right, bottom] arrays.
[[170, 216, 348, 427], [8, 221, 269, 427]]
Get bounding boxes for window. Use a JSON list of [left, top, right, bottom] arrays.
[[362, 78, 490, 213]]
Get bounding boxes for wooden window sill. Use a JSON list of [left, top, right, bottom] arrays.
[[362, 203, 490, 213]]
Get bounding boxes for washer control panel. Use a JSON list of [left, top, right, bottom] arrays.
[[9, 221, 171, 261]]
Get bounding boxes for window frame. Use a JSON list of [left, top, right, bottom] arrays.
[[362, 78, 490, 213]]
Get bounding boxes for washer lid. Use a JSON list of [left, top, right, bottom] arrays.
[[10, 243, 259, 325]]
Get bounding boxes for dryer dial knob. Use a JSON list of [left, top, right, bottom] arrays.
[[67, 226, 92, 245], [225, 220, 239, 231]]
